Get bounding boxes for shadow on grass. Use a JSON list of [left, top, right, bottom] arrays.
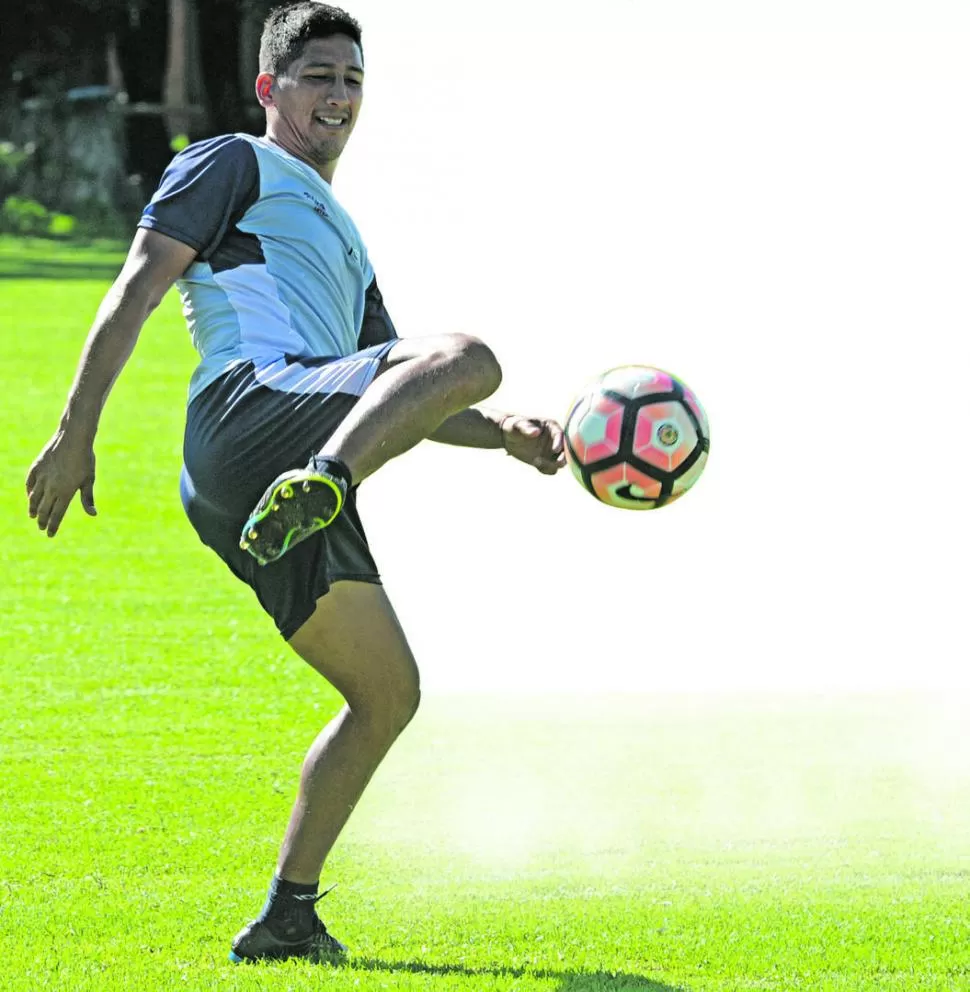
[[348, 956, 687, 991], [0, 257, 124, 280]]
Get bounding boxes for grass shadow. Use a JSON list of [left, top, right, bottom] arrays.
[[0, 257, 124, 280], [348, 956, 687, 991]]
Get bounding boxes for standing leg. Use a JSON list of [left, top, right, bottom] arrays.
[[230, 580, 420, 962], [277, 581, 421, 880]]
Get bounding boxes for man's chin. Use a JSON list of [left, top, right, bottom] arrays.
[[300, 132, 345, 163], [315, 141, 345, 162], [269, 126, 345, 167]]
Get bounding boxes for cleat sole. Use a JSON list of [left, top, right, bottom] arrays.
[[240, 470, 344, 565]]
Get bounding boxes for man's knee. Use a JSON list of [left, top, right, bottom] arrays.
[[401, 684, 421, 731], [386, 333, 502, 399], [386, 678, 421, 736], [351, 676, 420, 743], [446, 333, 502, 398]]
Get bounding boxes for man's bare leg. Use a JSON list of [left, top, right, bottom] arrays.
[[277, 581, 421, 882], [259, 338, 488, 872], [230, 582, 420, 959], [321, 332, 502, 484]]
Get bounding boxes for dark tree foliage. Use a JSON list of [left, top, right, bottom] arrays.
[[0, 0, 120, 97]]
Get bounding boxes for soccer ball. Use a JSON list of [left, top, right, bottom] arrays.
[[564, 365, 710, 510]]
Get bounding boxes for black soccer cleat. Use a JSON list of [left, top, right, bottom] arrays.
[[228, 915, 348, 964], [239, 461, 347, 566]]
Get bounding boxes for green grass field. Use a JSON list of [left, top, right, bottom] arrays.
[[2, 237, 969, 991]]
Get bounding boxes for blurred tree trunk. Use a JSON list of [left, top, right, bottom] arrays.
[[164, 0, 192, 140], [197, 0, 252, 135], [112, 0, 173, 200]]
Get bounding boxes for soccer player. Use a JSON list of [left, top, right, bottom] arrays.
[[25, 1, 565, 965]]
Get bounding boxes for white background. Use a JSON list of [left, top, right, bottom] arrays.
[[321, 0, 969, 691]]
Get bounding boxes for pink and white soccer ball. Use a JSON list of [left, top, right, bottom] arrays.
[[564, 365, 710, 510]]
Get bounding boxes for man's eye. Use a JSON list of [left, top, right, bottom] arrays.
[[304, 73, 361, 87]]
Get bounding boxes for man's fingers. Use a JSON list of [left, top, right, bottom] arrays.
[[28, 481, 43, 518], [540, 423, 564, 465], [536, 421, 564, 461], [80, 480, 97, 516], [534, 449, 564, 475], [506, 417, 566, 475], [548, 421, 565, 454], [35, 489, 59, 531], [45, 499, 67, 537], [25, 464, 38, 494]]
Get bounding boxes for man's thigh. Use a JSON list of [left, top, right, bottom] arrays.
[[287, 581, 420, 720], [375, 333, 475, 374]]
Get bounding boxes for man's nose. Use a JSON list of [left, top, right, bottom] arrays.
[[327, 78, 351, 105]]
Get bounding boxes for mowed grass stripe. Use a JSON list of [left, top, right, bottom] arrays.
[[1, 241, 969, 990]]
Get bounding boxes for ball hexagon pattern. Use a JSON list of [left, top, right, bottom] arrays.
[[590, 464, 664, 508], [633, 401, 699, 474], [564, 364, 710, 511], [567, 394, 624, 464]]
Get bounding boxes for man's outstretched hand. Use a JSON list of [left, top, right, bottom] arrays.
[[26, 433, 97, 537], [501, 416, 567, 475]]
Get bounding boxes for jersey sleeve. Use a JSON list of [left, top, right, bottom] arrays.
[[138, 135, 259, 260], [357, 275, 399, 348]]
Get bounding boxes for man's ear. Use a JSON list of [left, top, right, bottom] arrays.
[[255, 72, 276, 108]]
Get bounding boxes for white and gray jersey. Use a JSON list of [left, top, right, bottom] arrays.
[[139, 133, 397, 402]]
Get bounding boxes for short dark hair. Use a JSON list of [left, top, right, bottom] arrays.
[[259, 2, 363, 75]]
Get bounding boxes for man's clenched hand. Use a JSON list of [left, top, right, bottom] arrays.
[[26, 433, 97, 537], [500, 416, 567, 475]]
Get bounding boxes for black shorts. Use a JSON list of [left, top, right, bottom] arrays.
[[179, 343, 395, 639]]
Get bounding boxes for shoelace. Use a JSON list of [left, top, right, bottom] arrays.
[[311, 883, 338, 906]]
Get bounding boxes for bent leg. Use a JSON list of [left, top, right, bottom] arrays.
[[276, 580, 421, 883], [320, 333, 502, 484]]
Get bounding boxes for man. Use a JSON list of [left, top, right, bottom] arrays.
[[25, 0, 564, 966]]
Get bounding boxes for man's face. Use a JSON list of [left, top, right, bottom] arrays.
[[258, 34, 364, 178]]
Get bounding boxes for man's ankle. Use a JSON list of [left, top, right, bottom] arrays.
[[309, 454, 353, 490], [256, 874, 319, 939]]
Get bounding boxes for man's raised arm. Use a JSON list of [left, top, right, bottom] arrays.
[[26, 229, 197, 537], [430, 408, 566, 475]]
